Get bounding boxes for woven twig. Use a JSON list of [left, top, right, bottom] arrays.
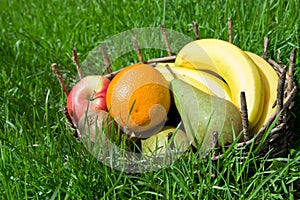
[[276, 67, 287, 125], [211, 131, 219, 160], [263, 37, 269, 60], [161, 25, 172, 56], [132, 35, 145, 63], [268, 58, 285, 75], [99, 45, 112, 74], [277, 49, 282, 64], [51, 63, 69, 98], [72, 48, 83, 79], [228, 18, 233, 43], [240, 92, 250, 141], [287, 47, 296, 93], [192, 22, 200, 40], [146, 56, 176, 64]]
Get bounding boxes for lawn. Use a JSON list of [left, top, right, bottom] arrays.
[[0, 0, 299, 199]]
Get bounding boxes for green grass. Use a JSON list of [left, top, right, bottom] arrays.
[[0, 0, 299, 199]]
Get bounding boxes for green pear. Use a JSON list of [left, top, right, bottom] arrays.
[[141, 126, 190, 158], [171, 79, 242, 150]]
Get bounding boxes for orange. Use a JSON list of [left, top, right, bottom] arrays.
[[106, 63, 171, 134]]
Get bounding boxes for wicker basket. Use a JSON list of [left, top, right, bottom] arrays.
[[52, 19, 297, 164]]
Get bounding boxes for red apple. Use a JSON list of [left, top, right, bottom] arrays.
[[77, 109, 115, 156], [67, 75, 110, 124], [77, 109, 112, 142]]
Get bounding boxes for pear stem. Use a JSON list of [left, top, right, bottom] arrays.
[[72, 48, 83, 80], [161, 25, 172, 56], [240, 91, 250, 141], [165, 64, 178, 79], [99, 45, 112, 74], [228, 18, 233, 43], [51, 63, 69, 98], [132, 35, 145, 64]]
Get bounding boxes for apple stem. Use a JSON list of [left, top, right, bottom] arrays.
[[161, 25, 172, 56], [240, 91, 250, 141], [192, 21, 200, 40], [72, 48, 83, 79], [51, 63, 69, 98], [99, 45, 112, 74], [228, 18, 233, 43], [89, 94, 104, 101], [132, 35, 145, 64]]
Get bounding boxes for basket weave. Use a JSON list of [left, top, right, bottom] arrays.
[[54, 20, 297, 162]]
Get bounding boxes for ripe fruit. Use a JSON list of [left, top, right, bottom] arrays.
[[141, 126, 190, 157], [77, 109, 115, 155], [155, 62, 231, 100], [175, 39, 264, 129], [77, 109, 112, 142], [245, 51, 279, 133], [67, 75, 110, 124], [171, 78, 242, 150], [106, 63, 171, 135]]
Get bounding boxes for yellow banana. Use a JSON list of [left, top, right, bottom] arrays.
[[155, 62, 232, 100], [245, 51, 279, 133], [175, 39, 265, 129]]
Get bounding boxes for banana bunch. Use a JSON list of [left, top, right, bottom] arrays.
[[155, 63, 231, 100], [245, 51, 278, 133], [156, 38, 279, 133]]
